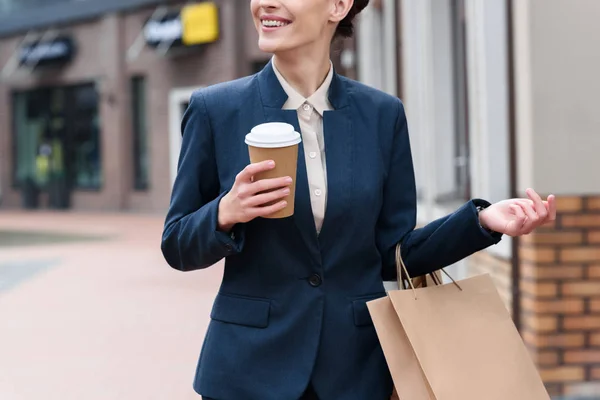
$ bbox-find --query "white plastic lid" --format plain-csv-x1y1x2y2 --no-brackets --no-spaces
245,122,301,148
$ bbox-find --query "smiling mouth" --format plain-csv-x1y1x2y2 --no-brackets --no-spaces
261,19,291,28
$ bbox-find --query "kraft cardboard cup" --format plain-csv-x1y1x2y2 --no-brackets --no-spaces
245,122,301,219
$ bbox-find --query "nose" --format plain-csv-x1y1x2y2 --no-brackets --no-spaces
258,0,279,9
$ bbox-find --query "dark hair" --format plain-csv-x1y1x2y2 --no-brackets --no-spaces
335,0,370,38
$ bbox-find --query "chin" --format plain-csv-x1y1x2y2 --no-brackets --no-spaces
258,38,292,54
257,40,277,54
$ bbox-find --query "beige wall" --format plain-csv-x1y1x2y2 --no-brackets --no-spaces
514,0,600,195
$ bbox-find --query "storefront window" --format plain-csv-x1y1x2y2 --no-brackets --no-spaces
12,83,102,191
131,76,149,191
12,92,40,188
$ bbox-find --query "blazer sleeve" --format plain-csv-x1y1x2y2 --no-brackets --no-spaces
161,91,246,271
376,99,502,281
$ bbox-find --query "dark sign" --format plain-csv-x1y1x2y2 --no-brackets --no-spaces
19,36,75,67
143,12,184,48
142,4,219,50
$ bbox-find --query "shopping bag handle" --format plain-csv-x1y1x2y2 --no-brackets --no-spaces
395,242,462,299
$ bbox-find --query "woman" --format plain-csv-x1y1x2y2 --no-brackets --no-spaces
161,0,556,399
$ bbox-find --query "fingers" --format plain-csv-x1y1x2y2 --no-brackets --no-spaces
508,190,558,237
508,204,527,236
547,194,557,221
516,199,538,233
248,176,293,196
248,200,289,219
526,188,548,220
236,160,275,183
525,189,557,228
245,187,291,208
511,204,526,221
228,161,294,224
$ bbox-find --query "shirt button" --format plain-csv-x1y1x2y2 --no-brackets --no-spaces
314,189,322,196
308,274,322,287
303,104,311,111
309,152,317,159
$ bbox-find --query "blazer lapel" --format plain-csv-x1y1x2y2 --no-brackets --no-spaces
257,62,321,262
318,74,353,248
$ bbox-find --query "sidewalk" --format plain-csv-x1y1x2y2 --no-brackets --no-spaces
0,212,223,400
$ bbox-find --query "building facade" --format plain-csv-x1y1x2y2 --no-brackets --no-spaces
0,0,277,212
355,0,600,396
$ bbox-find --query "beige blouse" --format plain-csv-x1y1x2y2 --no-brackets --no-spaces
272,61,334,234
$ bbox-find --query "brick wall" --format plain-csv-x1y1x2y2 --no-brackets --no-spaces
520,195,600,396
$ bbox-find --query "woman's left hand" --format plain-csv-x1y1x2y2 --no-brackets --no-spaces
479,188,557,237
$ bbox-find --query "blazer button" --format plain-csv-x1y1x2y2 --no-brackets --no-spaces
224,244,233,252
308,274,322,287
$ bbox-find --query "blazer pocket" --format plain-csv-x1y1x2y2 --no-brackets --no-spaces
351,292,387,327
210,293,271,328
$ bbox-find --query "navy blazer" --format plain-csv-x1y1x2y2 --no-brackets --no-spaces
161,61,502,400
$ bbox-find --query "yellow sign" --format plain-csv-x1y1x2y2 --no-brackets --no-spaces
182,2,219,45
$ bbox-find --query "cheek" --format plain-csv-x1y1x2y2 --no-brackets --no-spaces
249,0,258,13
249,1,260,25
302,6,331,35
295,19,326,41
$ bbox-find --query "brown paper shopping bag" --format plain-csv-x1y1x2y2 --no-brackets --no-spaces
368,244,550,400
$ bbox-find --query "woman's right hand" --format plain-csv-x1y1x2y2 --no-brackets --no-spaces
217,160,292,232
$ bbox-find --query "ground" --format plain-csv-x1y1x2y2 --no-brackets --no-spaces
0,211,223,400
0,212,594,400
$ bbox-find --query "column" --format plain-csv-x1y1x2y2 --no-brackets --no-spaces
462,0,513,306
98,14,131,210
357,0,397,95
399,0,436,222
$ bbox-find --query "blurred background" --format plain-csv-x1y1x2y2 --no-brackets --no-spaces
0,0,599,398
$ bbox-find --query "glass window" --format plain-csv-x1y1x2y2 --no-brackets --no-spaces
69,84,102,189
131,76,149,191
12,83,102,191
451,0,471,201
12,91,42,188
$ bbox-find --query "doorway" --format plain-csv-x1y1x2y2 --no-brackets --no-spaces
168,87,200,186
12,83,101,209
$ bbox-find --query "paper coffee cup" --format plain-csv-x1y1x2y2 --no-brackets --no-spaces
245,122,301,219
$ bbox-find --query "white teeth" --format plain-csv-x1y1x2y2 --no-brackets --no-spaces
262,20,289,27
